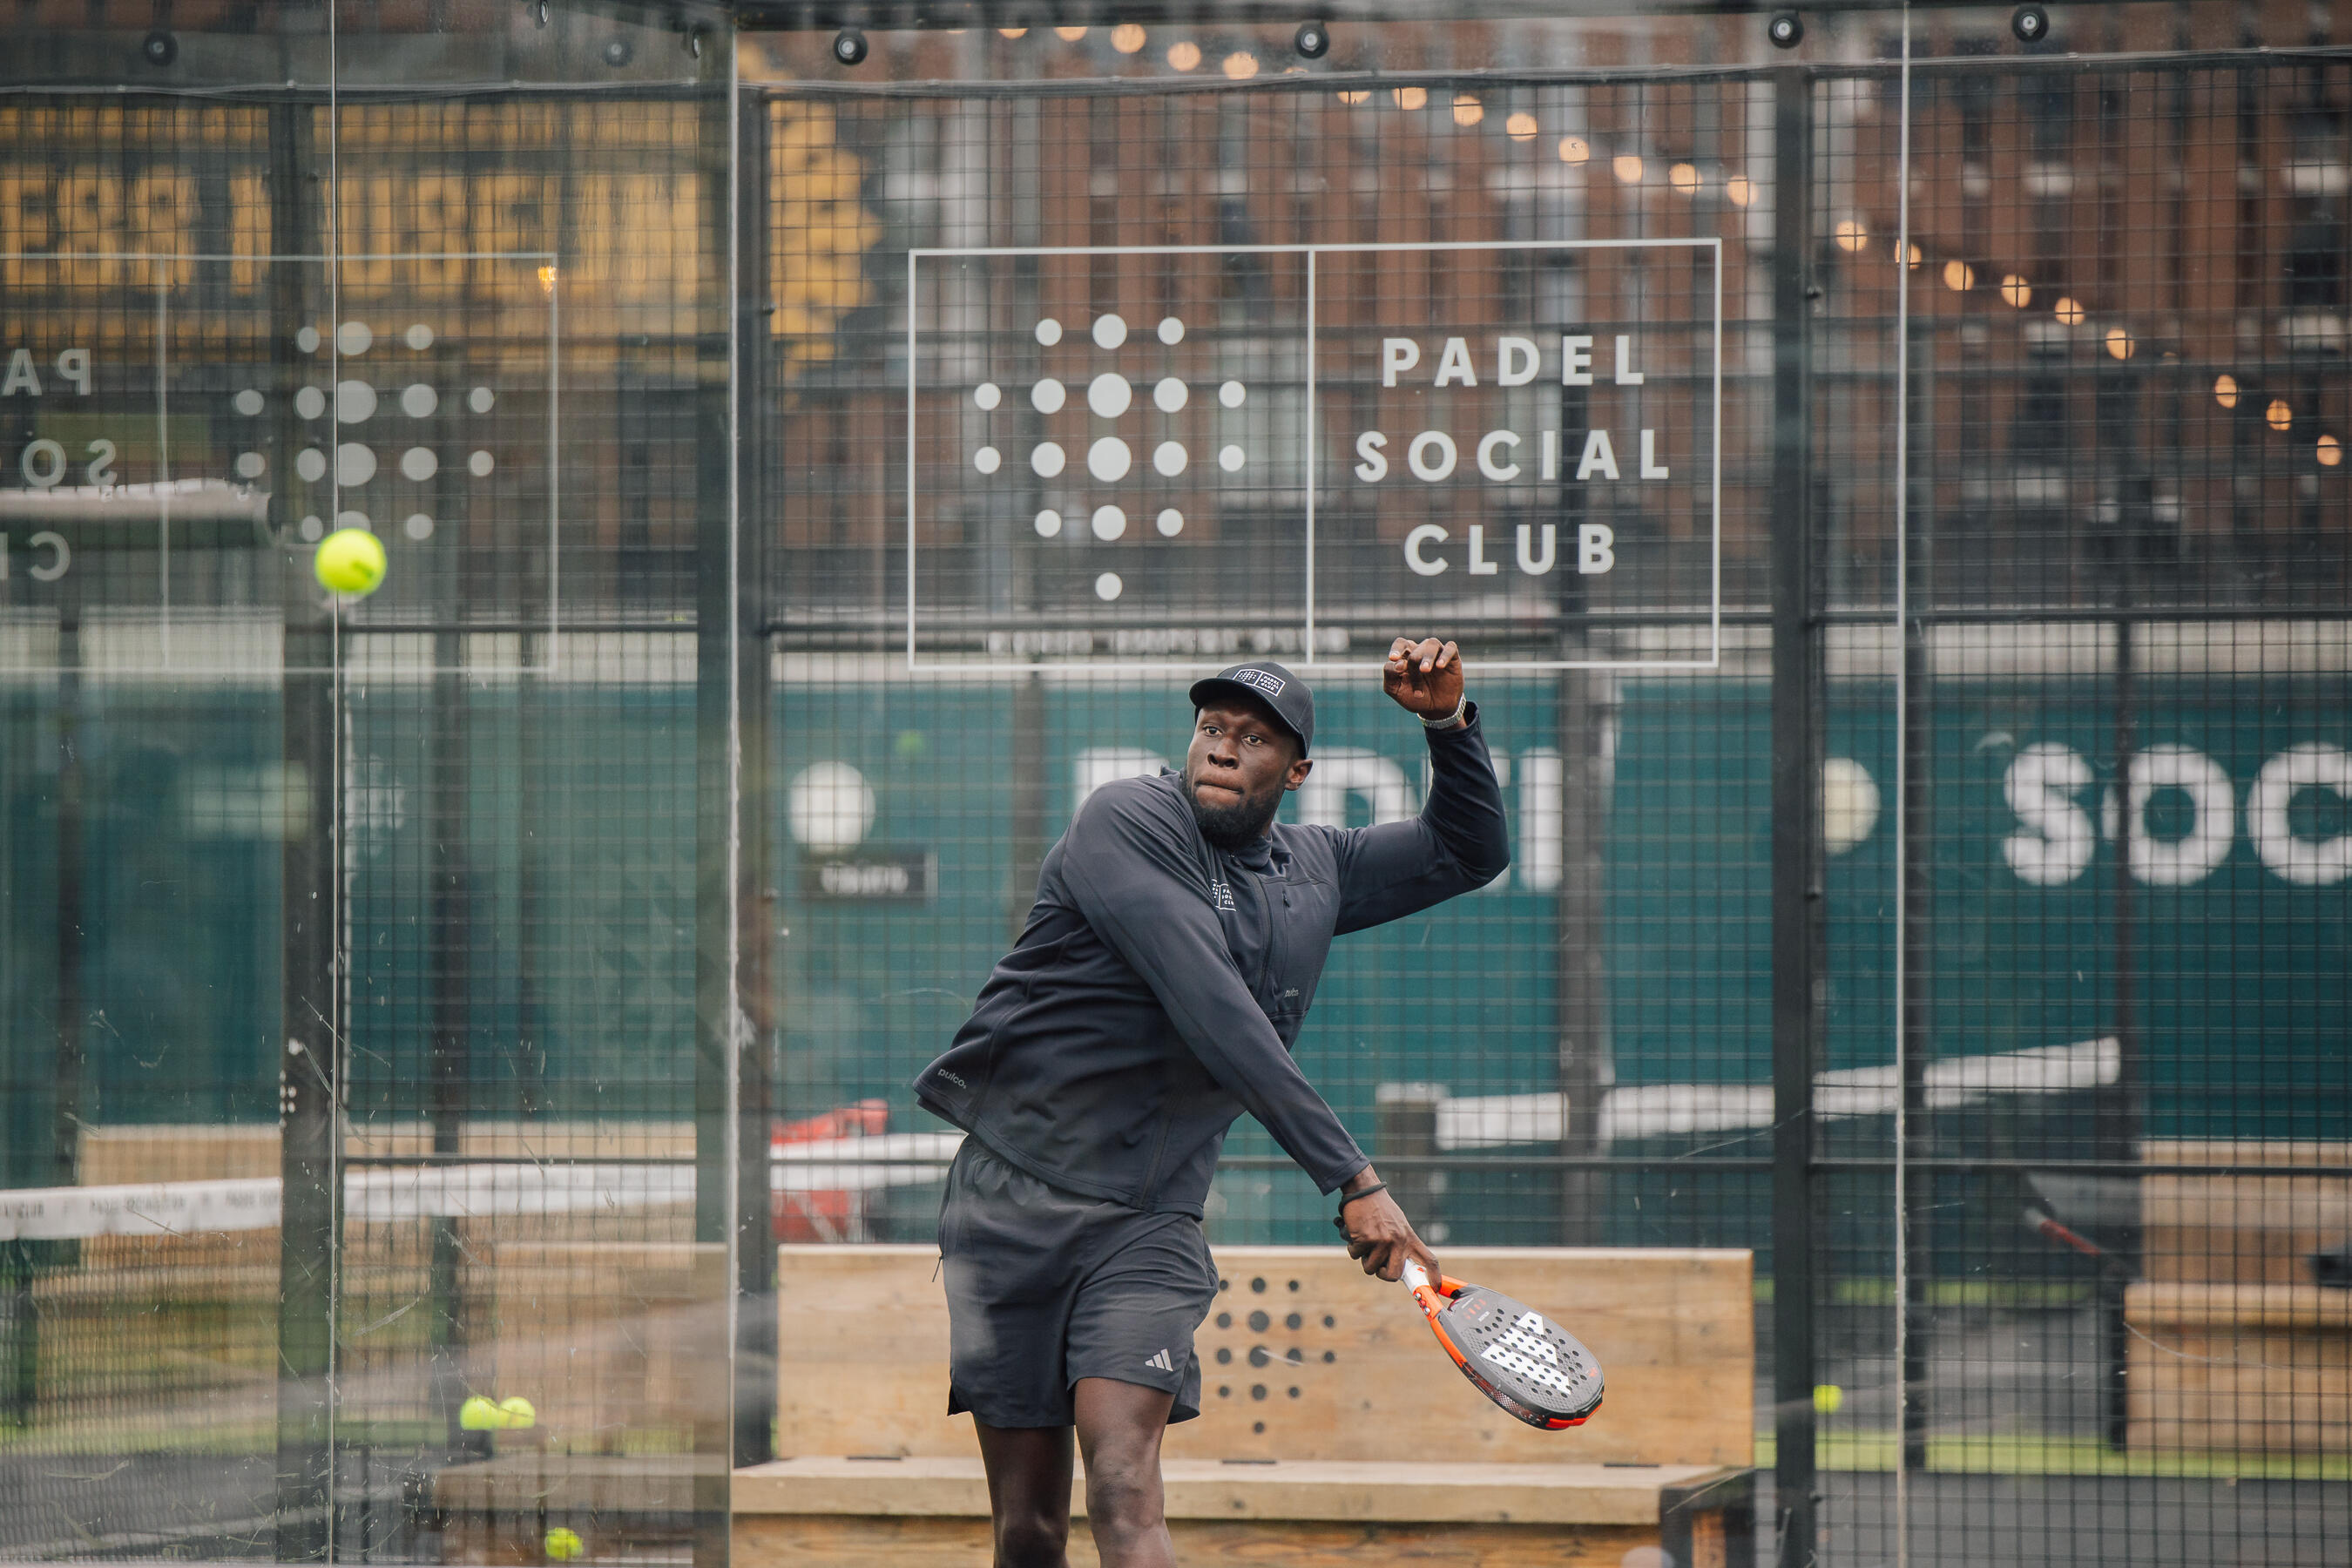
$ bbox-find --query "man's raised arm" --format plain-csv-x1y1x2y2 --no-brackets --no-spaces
1331,638,1511,934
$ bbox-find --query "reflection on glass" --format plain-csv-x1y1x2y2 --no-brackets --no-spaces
0,3,739,1563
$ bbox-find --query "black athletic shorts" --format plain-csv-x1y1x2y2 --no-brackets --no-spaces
937,1138,1218,1429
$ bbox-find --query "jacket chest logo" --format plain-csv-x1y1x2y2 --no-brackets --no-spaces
1207,877,1238,912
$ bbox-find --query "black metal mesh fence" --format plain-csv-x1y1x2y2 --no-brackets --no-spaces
756,24,2349,1568
1817,43,2352,1568
0,4,2347,1565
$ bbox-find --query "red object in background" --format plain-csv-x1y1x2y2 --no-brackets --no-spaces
2024,1206,2106,1260
772,1099,889,1242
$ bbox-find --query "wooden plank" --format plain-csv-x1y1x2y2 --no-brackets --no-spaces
434,1452,710,1512
733,1456,1736,1526
2141,1141,2352,1170
2126,1337,2352,1454
2139,1141,2352,1288
77,1125,281,1185
775,1245,1754,1470
71,1120,698,1186
734,1514,1660,1568
2127,1282,2352,1329
734,1457,994,1517
735,1517,1018,1568
2126,1282,2352,1454
1157,1461,1720,1526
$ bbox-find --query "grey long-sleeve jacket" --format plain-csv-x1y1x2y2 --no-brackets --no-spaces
913,706,1510,1218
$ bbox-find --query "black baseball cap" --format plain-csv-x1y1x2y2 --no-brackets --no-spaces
1188,662,1315,756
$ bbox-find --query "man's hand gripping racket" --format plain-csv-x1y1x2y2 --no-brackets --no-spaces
1399,1260,1606,1430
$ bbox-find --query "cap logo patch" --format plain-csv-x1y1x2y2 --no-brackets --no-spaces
1232,668,1286,696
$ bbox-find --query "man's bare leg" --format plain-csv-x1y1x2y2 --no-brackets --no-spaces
1072,1377,1178,1568
973,1420,1074,1568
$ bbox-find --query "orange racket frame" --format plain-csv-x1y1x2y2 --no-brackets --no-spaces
1402,1259,1602,1430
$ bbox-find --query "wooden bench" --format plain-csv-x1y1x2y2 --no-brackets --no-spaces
737,1244,1755,1567
2128,1140,2352,1454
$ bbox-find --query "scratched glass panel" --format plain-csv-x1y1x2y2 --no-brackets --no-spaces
0,3,738,1564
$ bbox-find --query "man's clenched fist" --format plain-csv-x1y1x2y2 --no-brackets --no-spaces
1384,637,1464,725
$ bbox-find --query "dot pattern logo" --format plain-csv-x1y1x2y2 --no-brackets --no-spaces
233,318,500,547
966,311,1245,604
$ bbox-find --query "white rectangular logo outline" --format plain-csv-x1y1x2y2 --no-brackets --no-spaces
903,238,1724,675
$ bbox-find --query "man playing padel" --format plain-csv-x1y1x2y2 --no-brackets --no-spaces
914,638,1510,1568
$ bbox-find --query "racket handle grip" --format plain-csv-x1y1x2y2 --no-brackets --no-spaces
1402,1259,1431,1293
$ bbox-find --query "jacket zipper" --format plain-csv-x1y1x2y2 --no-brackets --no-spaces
1249,866,1280,999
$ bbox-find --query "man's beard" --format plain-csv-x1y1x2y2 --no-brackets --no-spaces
1187,779,1282,850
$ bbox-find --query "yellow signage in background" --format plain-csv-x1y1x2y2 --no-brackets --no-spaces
0,98,882,368
770,103,879,375
0,166,203,292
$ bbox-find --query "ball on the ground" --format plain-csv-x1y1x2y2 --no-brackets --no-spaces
544,1526,583,1560
498,1394,537,1428
458,1395,500,1430
1814,1382,1844,1416
314,526,387,595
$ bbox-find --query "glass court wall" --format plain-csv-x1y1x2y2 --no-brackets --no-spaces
1,3,2348,1566
0,3,750,1563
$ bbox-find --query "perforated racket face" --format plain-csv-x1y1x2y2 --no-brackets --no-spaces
1430,1285,1605,1429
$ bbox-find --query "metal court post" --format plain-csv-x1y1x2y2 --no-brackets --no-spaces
1767,60,1821,1568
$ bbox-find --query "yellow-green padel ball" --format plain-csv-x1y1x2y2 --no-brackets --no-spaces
314,527,388,595
544,1527,584,1561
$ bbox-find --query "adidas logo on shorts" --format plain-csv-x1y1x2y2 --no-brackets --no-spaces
1144,1348,1174,1372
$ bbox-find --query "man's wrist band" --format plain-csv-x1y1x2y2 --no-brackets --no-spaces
1332,1181,1390,1235
1421,694,1469,729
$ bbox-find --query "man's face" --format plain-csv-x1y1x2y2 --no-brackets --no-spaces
1182,699,1312,848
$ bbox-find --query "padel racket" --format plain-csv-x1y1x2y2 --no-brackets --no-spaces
1400,1259,1605,1429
